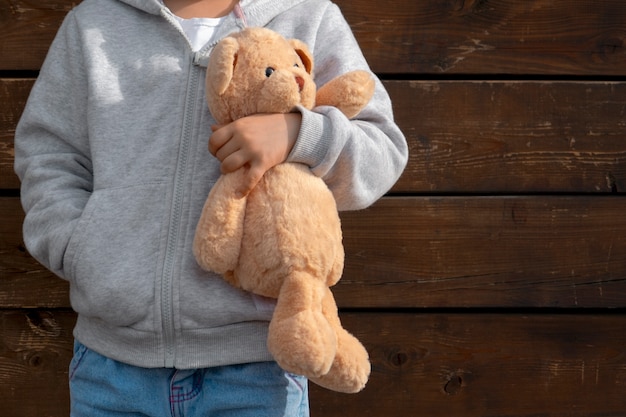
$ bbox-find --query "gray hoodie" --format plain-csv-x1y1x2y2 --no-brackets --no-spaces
14,0,408,369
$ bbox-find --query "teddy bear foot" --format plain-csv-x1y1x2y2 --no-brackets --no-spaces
309,330,371,393
268,310,337,378
309,364,369,394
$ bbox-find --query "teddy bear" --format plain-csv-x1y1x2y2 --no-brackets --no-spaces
193,26,374,393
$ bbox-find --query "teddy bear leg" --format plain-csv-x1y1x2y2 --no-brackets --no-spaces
193,170,248,280
267,272,337,378
309,287,371,393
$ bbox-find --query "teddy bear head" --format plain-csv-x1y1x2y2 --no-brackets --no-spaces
206,27,316,124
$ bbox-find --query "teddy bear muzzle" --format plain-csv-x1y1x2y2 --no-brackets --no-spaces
295,75,305,92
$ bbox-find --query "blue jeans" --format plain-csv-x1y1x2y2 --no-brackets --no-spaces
69,341,309,417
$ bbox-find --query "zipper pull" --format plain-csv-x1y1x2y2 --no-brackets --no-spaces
193,50,212,67
192,52,202,66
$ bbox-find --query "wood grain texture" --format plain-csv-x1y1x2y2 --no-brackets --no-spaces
0,310,75,417
3,196,625,309
3,79,626,193
338,196,626,308
389,80,626,194
1,0,626,74
0,0,76,71
313,312,626,417
336,0,626,74
2,310,626,417
0,79,31,189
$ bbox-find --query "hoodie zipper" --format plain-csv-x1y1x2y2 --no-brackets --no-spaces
159,8,205,368
161,64,200,368
158,5,244,368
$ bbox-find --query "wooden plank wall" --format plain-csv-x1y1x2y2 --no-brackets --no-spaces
2,0,626,416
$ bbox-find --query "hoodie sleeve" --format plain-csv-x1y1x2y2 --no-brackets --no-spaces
286,2,408,211
14,11,93,280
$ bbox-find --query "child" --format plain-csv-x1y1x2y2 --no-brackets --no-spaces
14,0,408,415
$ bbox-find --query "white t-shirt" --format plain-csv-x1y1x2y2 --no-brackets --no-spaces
159,0,227,51
173,15,224,51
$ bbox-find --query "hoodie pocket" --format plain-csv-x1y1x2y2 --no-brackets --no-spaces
64,184,166,330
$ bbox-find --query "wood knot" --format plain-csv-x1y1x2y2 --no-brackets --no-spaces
26,312,61,337
444,374,464,395
451,0,490,14
606,172,618,192
443,369,472,395
385,345,427,369
27,352,44,368
511,201,528,224
390,351,409,367
593,36,624,63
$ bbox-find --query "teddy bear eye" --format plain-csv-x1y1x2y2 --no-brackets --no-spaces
265,67,275,77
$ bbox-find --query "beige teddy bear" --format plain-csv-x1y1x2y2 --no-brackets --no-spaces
193,27,374,393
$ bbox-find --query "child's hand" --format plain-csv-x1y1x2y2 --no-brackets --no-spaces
209,113,302,197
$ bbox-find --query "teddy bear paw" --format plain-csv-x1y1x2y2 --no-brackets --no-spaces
309,330,371,393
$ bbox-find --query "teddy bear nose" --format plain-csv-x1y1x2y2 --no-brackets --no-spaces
295,76,305,92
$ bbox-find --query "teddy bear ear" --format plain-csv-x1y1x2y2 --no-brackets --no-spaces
289,38,314,74
207,36,241,95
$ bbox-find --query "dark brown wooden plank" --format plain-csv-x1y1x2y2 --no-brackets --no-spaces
389,80,626,194
3,79,626,193
0,309,74,417
313,312,626,417
0,78,31,189
2,310,626,417
337,0,626,75
2,0,626,74
0,0,75,71
3,196,626,309
337,196,626,308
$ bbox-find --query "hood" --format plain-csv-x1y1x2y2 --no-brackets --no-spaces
116,0,162,14
117,0,310,27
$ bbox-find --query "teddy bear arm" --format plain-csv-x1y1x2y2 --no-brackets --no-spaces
193,171,248,275
315,70,375,119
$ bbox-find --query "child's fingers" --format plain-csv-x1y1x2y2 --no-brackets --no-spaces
208,125,229,156
220,151,248,174
235,165,265,198
214,139,243,164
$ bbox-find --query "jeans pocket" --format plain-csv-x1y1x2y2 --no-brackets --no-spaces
285,372,309,417
69,340,89,381
285,372,308,394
